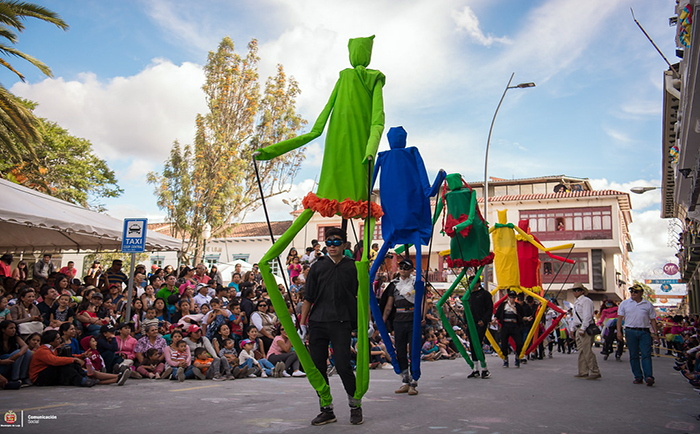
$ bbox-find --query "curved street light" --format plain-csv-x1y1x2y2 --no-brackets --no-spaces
630,186,659,194
482,73,535,288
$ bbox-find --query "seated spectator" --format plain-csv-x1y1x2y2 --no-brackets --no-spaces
80,335,129,385
0,321,32,384
141,306,160,336
134,325,167,376
115,323,139,377
172,300,202,327
204,298,231,340
239,339,268,377
267,327,305,377
10,289,44,339
29,330,95,387
192,347,219,380
25,333,41,353
163,330,193,381
250,300,278,354
0,295,11,321
47,293,75,331
228,301,244,347
37,284,60,324
59,323,81,356
141,284,157,308
153,298,170,324
218,337,244,379
183,324,226,380
193,284,212,309
421,332,440,361
77,292,109,336
137,348,165,379
96,324,127,373
58,261,78,279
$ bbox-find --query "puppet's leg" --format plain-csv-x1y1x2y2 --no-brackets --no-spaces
353,216,374,402
461,266,487,369
368,241,401,373
519,288,548,359
410,240,424,381
437,268,474,368
258,209,332,407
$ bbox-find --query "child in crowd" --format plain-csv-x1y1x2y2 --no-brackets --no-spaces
239,339,268,377
192,347,217,380
218,338,238,380
421,332,440,361
25,332,41,352
137,348,165,379
0,296,10,321
141,307,159,336
48,294,75,330
167,340,193,382
81,335,129,385
228,301,244,348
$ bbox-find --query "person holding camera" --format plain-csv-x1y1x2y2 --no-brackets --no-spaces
570,283,601,380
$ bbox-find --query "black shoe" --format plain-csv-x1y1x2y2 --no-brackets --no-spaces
81,378,98,387
311,410,337,426
481,370,491,379
350,407,363,425
520,358,527,364
502,360,509,368
515,360,520,368
467,370,480,378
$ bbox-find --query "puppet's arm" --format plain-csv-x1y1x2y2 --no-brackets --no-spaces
426,169,446,198
371,154,382,191
452,188,477,234
256,81,340,161
362,77,386,164
530,233,575,264
395,194,443,255
513,226,574,252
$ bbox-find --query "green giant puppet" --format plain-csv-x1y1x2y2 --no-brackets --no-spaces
254,36,384,409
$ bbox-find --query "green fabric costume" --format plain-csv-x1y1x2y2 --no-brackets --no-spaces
254,36,384,408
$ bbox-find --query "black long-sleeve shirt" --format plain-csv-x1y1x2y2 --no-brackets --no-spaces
304,256,358,324
468,288,494,326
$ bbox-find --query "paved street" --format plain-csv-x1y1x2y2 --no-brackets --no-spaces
0,350,697,433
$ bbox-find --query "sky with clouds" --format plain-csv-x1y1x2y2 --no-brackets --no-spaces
3,0,682,279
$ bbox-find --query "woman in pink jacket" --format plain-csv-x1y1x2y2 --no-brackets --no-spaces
598,300,622,361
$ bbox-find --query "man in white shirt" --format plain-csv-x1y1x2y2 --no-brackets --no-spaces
193,284,212,309
616,283,660,386
570,283,601,380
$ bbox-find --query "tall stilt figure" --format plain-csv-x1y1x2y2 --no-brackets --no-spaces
368,126,444,395
254,36,385,426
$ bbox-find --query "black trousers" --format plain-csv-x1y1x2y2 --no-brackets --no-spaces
501,323,523,358
308,321,356,399
34,363,85,387
394,320,413,373
470,324,487,361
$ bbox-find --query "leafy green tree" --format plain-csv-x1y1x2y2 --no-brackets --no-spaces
0,103,123,210
82,252,149,278
148,37,307,263
0,1,68,158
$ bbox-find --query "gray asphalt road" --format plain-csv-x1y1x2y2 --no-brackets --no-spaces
0,350,697,433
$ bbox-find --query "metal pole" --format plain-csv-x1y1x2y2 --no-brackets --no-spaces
124,252,136,322
483,72,515,289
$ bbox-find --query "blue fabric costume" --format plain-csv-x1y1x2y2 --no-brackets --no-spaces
369,126,445,381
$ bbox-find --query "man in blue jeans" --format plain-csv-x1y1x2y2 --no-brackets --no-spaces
616,283,660,386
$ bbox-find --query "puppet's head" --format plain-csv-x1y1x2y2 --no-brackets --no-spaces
348,35,374,68
518,219,530,232
498,209,508,224
387,126,407,149
445,173,464,191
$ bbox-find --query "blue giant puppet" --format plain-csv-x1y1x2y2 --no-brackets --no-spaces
368,126,445,385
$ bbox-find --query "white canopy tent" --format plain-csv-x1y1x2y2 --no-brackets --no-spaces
0,178,181,253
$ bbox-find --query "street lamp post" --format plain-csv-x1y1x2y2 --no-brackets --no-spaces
201,223,211,266
482,73,535,288
630,186,659,194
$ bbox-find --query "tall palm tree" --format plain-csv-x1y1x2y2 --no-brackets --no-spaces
0,1,67,158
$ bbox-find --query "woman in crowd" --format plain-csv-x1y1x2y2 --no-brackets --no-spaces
177,266,197,295
250,299,278,354
153,298,170,324
53,274,70,295
59,323,81,356
87,260,102,281
212,323,233,356
266,327,305,377
163,265,175,278
208,265,223,286
140,284,156,308
25,333,41,352
10,289,44,339
115,323,139,377
134,325,167,376
0,320,32,384
11,261,27,282
163,329,194,381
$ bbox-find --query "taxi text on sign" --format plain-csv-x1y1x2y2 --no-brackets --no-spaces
121,218,148,253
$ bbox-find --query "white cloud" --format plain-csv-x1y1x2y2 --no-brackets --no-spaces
11,59,206,162
589,178,661,211
603,127,634,144
452,6,511,47
628,209,678,279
